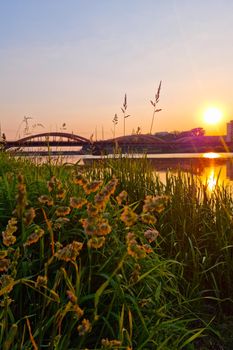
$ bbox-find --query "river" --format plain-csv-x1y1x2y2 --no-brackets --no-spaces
23,152,233,192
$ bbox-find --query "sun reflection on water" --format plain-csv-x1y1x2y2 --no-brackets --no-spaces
203,152,221,159
206,169,217,192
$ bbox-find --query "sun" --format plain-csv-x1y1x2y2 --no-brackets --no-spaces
203,107,223,125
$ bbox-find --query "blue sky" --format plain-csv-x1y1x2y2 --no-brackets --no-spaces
1,0,233,139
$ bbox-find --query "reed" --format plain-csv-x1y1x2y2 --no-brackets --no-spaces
0,153,231,349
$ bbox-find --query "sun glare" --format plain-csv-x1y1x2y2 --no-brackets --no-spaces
203,107,222,125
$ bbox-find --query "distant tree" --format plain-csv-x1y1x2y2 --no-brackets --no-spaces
190,127,205,136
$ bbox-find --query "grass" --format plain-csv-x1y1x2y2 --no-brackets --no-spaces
0,152,232,349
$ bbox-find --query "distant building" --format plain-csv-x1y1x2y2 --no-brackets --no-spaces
226,120,233,142
154,132,170,137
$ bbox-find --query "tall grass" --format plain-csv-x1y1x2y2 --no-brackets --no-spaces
0,153,232,349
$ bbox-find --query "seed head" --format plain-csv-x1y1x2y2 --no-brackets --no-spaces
77,318,92,336
87,236,105,249
144,229,159,242
55,206,71,217
120,206,138,227
70,197,87,209
38,195,54,206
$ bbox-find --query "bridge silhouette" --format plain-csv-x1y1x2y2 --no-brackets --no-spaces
1,131,173,154
3,132,92,152
1,131,229,155
1,131,170,155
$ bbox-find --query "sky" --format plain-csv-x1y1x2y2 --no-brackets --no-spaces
1,0,233,140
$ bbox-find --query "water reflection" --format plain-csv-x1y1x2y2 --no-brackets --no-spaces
24,152,233,192
203,152,221,159
147,152,233,191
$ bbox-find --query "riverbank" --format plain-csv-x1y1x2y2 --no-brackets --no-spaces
0,153,232,349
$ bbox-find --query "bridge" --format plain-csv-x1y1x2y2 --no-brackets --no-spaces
1,132,176,154
1,132,231,155
2,132,92,152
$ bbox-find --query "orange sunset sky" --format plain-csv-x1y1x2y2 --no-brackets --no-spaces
0,0,233,140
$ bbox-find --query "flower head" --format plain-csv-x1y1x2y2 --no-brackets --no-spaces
143,195,168,213
144,229,159,243
2,217,18,247
70,197,87,209
84,180,103,194
87,236,105,249
38,195,54,206
23,207,36,226
77,318,92,336
140,212,157,225
116,190,128,205
55,241,83,262
55,206,71,217
36,275,48,288
24,227,45,247
120,206,138,227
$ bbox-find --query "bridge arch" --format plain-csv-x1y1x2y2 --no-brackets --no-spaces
17,132,90,144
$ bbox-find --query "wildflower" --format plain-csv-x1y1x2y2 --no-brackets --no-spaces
56,188,66,199
87,203,99,217
55,206,71,217
0,250,8,259
142,244,153,254
81,217,111,237
144,229,159,243
55,241,83,262
101,338,122,348
73,304,84,318
2,217,18,246
98,221,111,236
14,174,28,217
143,195,168,213
139,298,151,308
73,173,88,187
38,195,54,206
126,232,146,260
66,290,77,304
24,227,45,247
47,176,62,192
35,275,48,288
127,243,146,260
94,177,118,209
87,236,105,249
120,206,138,227
80,218,97,235
55,217,70,224
53,217,70,230
55,241,63,250
23,207,36,226
70,197,87,209
104,177,118,195
116,190,128,205
94,193,108,210
0,259,10,272
0,296,13,307
0,275,14,294
77,318,92,336
84,180,103,194
140,212,157,225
